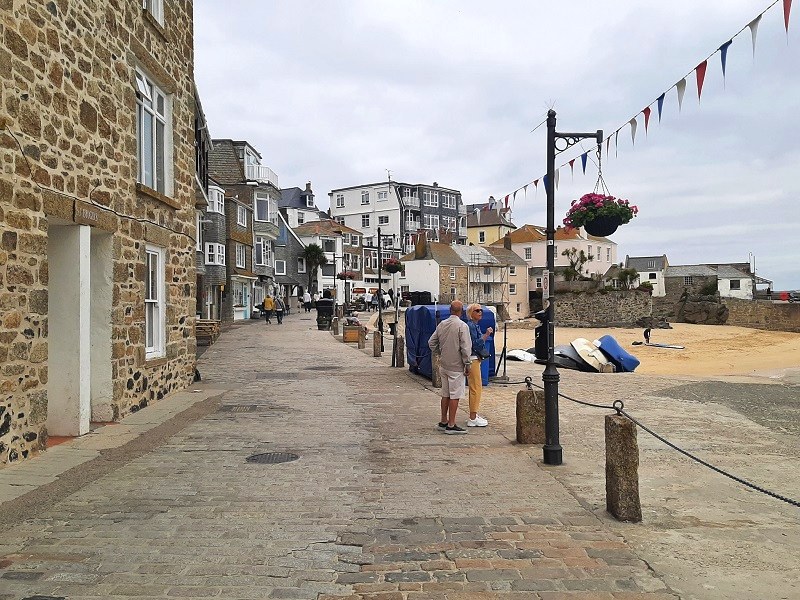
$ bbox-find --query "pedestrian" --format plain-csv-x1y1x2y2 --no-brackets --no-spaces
364,291,372,311
262,295,275,324
370,293,379,312
465,304,493,427
274,296,285,324
302,290,312,312
383,292,392,309
766,286,772,300
313,291,320,308
427,300,472,435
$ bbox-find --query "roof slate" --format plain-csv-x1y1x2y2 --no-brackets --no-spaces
665,265,718,277
484,246,528,266
293,219,362,237
208,139,244,185
625,255,668,272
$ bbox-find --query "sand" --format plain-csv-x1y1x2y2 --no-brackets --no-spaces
502,322,800,377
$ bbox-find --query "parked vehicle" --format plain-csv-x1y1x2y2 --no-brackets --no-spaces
789,290,800,303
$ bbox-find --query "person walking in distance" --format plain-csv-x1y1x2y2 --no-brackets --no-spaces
302,290,312,313
274,295,285,324
262,295,275,324
428,300,472,434
465,304,493,427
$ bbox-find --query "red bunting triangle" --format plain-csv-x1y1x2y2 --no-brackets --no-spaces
696,60,708,101
785,0,793,33
643,106,652,134
569,159,575,176
504,195,509,209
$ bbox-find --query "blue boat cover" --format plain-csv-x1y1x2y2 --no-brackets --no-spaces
405,305,496,381
597,335,640,372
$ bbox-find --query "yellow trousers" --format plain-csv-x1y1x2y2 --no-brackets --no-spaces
468,359,482,415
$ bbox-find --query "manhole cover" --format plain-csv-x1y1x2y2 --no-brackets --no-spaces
246,452,299,464
303,365,337,371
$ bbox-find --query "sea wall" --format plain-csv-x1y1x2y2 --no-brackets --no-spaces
554,290,652,328
724,298,800,333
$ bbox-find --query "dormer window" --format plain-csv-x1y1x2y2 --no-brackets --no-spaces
306,196,314,208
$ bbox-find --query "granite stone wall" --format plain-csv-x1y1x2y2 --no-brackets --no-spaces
1,0,197,466
554,290,652,327
724,298,800,333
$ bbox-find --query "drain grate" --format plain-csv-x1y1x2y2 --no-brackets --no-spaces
218,405,258,413
303,365,338,371
246,452,299,464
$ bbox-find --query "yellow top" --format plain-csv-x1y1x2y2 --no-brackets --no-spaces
263,297,275,310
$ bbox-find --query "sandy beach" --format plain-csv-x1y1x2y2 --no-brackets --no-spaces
503,322,800,377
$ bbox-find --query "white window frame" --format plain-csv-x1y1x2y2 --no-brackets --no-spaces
145,244,165,359
607,248,611,262
237,205,247,227
235,243,246,268
730,279,741,290
205,242,225,266
479,231,486,243
297,257,307,273
377,190,388,201
195,211,203,251
145,0,164,25
423,190,439,207
335,216,345,225
361,191,370,205
297,211,305,225
351,236,359,247
442,216,456,231
423,214,439,230
361,214,370,227
254,237,266,266
536,277,542,288
510,283,517,295
255,192,269,222
510,265,516,276
135,69,170,194
450,267,456,280
442,193,456,209
524,247,532,260
378,215,389,225
336,194,345,208
275,260,286,275
208,186,224,214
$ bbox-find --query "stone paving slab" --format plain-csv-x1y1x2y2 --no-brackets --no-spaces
0,314,681,599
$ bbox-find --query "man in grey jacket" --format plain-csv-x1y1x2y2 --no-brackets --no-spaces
428,300,472,434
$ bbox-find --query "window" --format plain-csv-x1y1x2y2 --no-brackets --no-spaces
441,193,456,209
255,193,269,221
483,283,491,295
479,231,486,243
235,243,246,268
510,284,517,295
510,266,516,276
343,233,351,245
195,211,203,251
450,287,456,296
336,194,345,208
377,190,388,201
536,277,542,288
423,190,438,207
276,223,287,246
322,239,336,253
351,236,359,247
297,211,305,225
423,214,439,230
403,188,418,199
144,0,164,25
306,196,314,208
730,279,741,290
237,205,247,227
361,214,370,227
647,259,655,269
335,216,345,225
378,215,389,225
298,257,306,273
321,264,335,277
233,281,245,307
588,245,592,257
275,260,286,275
483,267,491,276
361,191,370,205
145,245,165,359
442,216,456,231
649,273,657,280
450,267,456,280
684,276,694,285
524,247,532,260
607,248,611,262
205,243,225,265
135,69,169,194
351,255,360,271
254,237,266,266
264,240,273,266
208,186,224,213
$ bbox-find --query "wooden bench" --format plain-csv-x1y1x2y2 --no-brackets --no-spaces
196,319,221,346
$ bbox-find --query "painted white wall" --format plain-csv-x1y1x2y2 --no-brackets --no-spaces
329,183,402,243
402,259,440,297
48,225,91,436
90,230,113,422
511,237,617,280
719,277,753,299
636,271,666,296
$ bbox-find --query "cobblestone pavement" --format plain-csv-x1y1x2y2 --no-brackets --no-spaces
0,312,794,599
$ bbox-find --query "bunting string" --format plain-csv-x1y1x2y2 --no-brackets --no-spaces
493,0,792,211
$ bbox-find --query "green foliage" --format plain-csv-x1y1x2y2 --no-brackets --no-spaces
301,243,328,292
700,280,718,295
561,247,594,281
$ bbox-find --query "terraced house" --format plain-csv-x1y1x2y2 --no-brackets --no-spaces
1,1,199,464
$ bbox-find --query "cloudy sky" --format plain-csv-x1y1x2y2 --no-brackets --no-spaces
194,0,799,290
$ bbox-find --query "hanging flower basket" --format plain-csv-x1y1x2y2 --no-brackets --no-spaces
563,193,638,237
336,271,357,280
383,258,403,274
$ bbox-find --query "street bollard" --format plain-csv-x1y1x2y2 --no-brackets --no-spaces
357,328,366,349
516,389,545,444
394,335,405,368
373,331,382,357
431,353,442,388
332,317,340,336
605,414,642,522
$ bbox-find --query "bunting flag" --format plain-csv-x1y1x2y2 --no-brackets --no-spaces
719,40,733,84
695,60,708,101
504,194,510,209
657,93,665,122
569,158,576,179
629,118,638,145
581,152,588,174
541,175,548,193
523,184,528,200
614,130,619,158
554,168,560,190
512,190,518,209
606,136,611,157
676,78,687,111
533,179,539,190
784,0,793,34
749,15,762,57
643,106,652,134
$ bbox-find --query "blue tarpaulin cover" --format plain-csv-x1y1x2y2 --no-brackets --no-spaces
405,305,496,383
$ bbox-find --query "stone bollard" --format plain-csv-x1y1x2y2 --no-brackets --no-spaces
515,389,545,444
332,317,340,336
394,335,405,368
431,353,442,388
605,414,642,522
357,328,366,349
373,332,382,357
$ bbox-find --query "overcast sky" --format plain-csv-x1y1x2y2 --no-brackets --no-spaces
194,1,799,290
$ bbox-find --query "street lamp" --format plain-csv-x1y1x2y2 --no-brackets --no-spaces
543,109,602,466
377,227,385,351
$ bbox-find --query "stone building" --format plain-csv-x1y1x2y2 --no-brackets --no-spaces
1,1,198,465
465,203,516,246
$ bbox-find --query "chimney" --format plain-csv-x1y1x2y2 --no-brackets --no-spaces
503,233,512,250
305,181,312,192
414,233,428,260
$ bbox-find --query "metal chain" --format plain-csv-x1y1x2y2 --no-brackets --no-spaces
592,143,611,196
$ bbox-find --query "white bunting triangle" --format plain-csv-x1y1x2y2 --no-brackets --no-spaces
748,14,762,57
676,78,687,111
629,118,638,145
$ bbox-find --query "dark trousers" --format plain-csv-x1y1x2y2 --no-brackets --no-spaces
276,310,284,324
263,310,273,323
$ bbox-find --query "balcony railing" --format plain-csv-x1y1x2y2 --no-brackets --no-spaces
404,220,420,232
404,244,415,254
245,164,279,188
457,204,467,215
403,196,420,209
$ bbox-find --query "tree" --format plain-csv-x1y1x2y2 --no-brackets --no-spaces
301,243,327,293
561,247,594,281
617,267,639,290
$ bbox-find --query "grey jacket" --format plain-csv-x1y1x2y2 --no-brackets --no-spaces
428,315,472,373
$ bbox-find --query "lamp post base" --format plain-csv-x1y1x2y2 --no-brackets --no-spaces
543,444,562,465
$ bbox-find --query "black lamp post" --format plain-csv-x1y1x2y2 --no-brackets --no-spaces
376,228,385,351
543,109,602,466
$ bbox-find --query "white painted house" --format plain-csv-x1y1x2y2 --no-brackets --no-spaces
624,255,669,297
